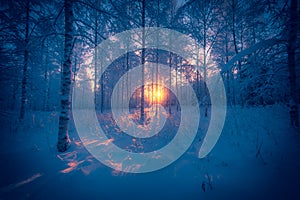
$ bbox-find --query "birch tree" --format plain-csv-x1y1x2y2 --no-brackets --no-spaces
57,0,73,152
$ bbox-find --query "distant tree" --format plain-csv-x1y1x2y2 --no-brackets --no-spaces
288,0,299,126
19,0,30,120
140,0,146,122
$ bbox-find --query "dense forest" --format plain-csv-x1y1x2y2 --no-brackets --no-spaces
1,0,299,146
1,1,299,125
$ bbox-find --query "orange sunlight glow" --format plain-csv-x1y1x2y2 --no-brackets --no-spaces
60,160,85,174
144,84,166,105
96,138,115,146
14,173,42,188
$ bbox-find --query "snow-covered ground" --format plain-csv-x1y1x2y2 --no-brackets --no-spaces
0,105,300,200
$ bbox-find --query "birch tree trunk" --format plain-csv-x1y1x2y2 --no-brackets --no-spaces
57,0,73,152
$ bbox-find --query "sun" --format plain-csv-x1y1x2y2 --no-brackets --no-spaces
154,88,163,103
156,90,162,98
144,84,166,104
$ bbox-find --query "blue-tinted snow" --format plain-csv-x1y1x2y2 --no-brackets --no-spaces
0,105,299,200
